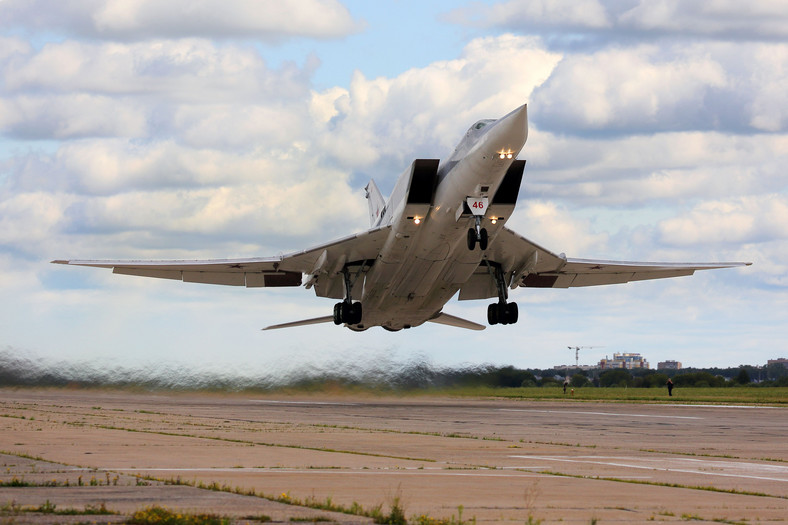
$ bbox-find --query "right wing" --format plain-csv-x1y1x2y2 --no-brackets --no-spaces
458,227,750,300
53,226,392,299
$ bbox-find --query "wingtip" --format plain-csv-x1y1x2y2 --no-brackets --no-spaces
51,260,68,265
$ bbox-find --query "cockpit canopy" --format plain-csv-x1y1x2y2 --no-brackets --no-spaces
472,119,496,130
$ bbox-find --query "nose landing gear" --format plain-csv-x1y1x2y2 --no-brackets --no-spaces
467,215,488,251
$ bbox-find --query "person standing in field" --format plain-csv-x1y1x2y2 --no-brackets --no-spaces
666,378,674,397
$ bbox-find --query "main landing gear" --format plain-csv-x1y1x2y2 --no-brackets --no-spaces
333,266,363,325
484,260,518,325
467,215,488,251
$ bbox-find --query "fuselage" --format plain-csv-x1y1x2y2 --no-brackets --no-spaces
356,104,529,330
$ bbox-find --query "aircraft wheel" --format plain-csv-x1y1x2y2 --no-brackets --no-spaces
499,303,510,325
507,302,519,324
467,228,476,250
348,302,363,324
333,302,343,325
487,303,499,325
479,228,488,251
341,302,351,323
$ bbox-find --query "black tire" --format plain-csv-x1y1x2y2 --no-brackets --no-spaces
348,302,363,324
487,303,499,325
467,228,476,250
479,228,488,250
507,302,519,324
499,303,509,325
333,303,342,325
341,302,351,323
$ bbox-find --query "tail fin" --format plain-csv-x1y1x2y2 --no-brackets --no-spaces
365,179,386,227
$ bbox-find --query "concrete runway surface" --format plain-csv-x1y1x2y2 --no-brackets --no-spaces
1,389,787,524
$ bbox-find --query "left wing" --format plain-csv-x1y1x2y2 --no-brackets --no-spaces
53,226,392,294
458,227,750,300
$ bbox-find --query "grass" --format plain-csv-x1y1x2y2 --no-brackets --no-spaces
128,505,231,525
425,386,788,404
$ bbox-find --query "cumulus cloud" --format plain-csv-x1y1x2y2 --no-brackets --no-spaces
658,196,788,246
313,35,562,172
0,0,363,41
531,42,788,135
448,0,788,42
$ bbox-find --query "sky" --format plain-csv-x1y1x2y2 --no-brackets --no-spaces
1,0,787,379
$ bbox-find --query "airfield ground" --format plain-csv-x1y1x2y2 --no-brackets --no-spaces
1,389,787,524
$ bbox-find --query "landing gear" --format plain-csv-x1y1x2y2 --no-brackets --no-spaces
467,215,488,251
333,266,363,325
484,260,518,326
333,300,362,325
487,301,518,325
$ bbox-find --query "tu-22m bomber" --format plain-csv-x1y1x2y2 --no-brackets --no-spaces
54,104,750,331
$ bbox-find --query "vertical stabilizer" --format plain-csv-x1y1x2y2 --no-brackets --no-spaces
365,179,386,227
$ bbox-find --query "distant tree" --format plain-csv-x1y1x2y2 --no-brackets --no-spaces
673,372,726,388
520,372,538,388
736,367,751,385
634,372,669,388
540,376,562,387
599,369,632,387
570,374,589,387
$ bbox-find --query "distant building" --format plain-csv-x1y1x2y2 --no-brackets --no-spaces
658,360,682,370
767,358,788,368
598,353,650,370
552,364,596,372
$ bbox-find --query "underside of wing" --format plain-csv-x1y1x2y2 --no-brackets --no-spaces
52,256,301,287
53,226,391,290
458,227,750,299
525,258,750,288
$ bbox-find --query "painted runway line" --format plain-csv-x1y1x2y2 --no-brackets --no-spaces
499,408,702,420
511,455,788,483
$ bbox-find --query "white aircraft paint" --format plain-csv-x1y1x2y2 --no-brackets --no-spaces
53,104,750,331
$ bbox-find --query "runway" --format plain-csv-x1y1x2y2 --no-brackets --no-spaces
1,389,786,523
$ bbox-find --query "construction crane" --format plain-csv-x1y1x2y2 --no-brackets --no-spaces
567,346,603,369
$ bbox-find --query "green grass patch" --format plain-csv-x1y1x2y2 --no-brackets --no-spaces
128,505,230,525
425,386,788,405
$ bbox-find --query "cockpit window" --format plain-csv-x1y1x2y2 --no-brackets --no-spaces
473,119,496,130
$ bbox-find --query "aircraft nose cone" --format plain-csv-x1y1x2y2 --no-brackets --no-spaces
489,104,528,155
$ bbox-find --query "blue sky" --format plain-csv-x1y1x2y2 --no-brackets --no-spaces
1,0,786,379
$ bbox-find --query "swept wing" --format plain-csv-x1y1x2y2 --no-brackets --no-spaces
458,227,749,300
53,226,391,294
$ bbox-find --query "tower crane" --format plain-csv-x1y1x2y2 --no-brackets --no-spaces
567,346,603,369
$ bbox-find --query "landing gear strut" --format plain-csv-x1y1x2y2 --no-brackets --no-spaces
484,260,518,325
467,216,488,251
333,266,363,325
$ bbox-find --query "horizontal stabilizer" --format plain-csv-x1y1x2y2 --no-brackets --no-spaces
427,312,485,331
262,316,334,331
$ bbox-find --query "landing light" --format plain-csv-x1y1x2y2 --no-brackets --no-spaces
497,149,514,160
414,217,421,225
491,218,498,225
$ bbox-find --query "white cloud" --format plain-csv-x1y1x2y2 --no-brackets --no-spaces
532,44,732,132
0,0,362,41
3,39,310,103
618,0,788,40
313,35,562,171
449,0,788,41
508,201,609,256
658,195,788,246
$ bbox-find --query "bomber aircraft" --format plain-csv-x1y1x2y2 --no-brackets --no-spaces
54,104,750,331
